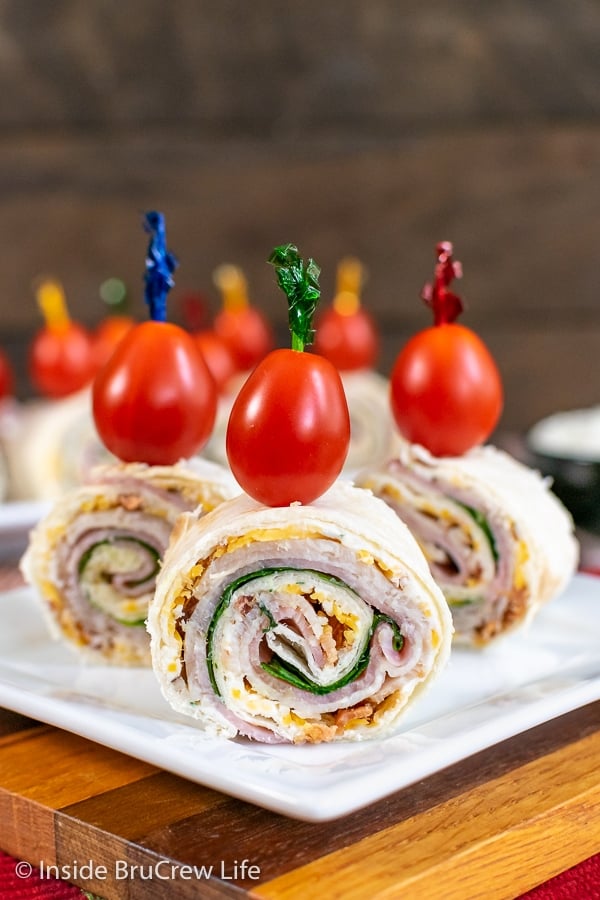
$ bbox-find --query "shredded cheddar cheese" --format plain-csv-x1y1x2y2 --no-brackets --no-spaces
224,526,324,555
513,539,530,591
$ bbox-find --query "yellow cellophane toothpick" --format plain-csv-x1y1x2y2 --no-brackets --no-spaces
213,264,249,313
34,278,71,332
333,257,365,316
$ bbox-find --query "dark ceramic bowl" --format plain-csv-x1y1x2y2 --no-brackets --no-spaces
526,408,600,536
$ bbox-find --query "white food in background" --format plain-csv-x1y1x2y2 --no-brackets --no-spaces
528,406,600,461
1,389,114,501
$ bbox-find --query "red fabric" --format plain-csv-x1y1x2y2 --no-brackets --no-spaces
517,852,600,899
0,852,83,899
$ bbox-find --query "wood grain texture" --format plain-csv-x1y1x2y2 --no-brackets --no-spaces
0,727,157,805
0,707,39,740
0,703,598,899
0,126,598,431
0,2,598,435
0,127,596,327
253,732,600,899
0,1,597,131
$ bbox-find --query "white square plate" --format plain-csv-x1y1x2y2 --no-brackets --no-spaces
0,574,598,822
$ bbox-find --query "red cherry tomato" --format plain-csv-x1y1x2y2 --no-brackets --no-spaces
193,330,237,392
390,322,503,457
214,306,273,372
93,315,135,371
29,323,95,398
212,264,273,372
93,321,217,465
314,306,379,371
226,348,350,506
0,350,14,399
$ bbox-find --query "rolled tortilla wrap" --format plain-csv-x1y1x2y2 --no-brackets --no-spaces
355,442,579,645
0,398,18,501
3,389,115,501
20,459,239,665
147,481,452,744
340,370,397,475
201,371,395,478
0,440,8,502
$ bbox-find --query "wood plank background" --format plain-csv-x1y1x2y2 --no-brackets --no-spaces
0,1,598,432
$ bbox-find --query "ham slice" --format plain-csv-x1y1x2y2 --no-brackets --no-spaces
355,441,579,645
147,481,452,743
20,458,239,665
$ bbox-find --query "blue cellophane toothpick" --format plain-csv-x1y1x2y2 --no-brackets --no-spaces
143,211,178,322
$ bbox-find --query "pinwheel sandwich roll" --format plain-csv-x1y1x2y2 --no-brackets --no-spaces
0,440,8,502
20,458,239,665
0,397,17,501
147,481,452,744
341,370,397,475
3,389,115,501
355,442,579,645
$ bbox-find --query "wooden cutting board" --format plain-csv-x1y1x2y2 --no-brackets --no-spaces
0,702,599,900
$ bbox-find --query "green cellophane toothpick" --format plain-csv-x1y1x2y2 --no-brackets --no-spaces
268,244,321,352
